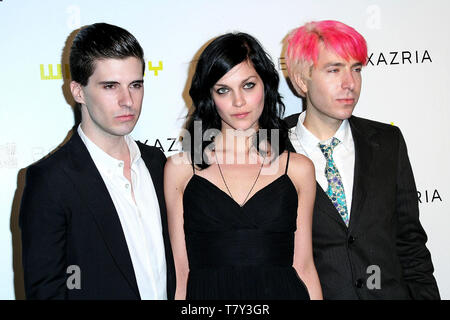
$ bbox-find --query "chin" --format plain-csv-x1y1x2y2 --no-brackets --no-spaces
111,125,136,137
223,120,259,132
337,107,355,120
340,113,353,120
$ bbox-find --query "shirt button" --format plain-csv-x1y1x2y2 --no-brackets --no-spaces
348,236,356,244
118,162,124,167
125,183,130,189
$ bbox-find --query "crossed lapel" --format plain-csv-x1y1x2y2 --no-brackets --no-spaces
347,116,378,232
62,132,140,298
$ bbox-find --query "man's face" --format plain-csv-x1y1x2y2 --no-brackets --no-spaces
73,57,144,139
302,45,363,124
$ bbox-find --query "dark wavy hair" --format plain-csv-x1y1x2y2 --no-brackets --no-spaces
186,32,288,169
70,23,145,86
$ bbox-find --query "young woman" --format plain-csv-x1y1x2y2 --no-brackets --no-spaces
164,32,322,300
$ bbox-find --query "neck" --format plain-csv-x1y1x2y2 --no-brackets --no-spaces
303,109,344,141
219,126,259,153
80,122,130,161
213,127,261,165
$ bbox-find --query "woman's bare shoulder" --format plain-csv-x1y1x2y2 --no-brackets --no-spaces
165,152,194,189
284,151,315,186
288,152,314,169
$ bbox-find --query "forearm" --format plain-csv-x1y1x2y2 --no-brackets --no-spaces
174,268,189,300
295,262,323,300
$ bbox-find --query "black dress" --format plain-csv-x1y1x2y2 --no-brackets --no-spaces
183,151,310,300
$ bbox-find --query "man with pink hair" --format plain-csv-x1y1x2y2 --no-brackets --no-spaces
284,20,439,299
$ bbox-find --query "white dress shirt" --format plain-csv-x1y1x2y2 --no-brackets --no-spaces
78,126,167,299
288,111,355,217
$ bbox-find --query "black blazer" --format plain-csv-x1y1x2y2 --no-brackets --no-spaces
19,131,175,300
285,113,440,300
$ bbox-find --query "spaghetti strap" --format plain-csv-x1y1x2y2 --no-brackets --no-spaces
285,151,290,175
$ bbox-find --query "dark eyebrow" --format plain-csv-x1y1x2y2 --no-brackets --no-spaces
241,75,257,84
97,80,144,86
214,75,257,87
98,81,119,86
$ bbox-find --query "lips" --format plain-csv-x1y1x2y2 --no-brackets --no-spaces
336,98,355,105
115,114,135,121
232,112,250,119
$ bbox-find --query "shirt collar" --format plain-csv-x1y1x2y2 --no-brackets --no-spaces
294,111,353,152
294,111,320,156
77,125,141,175
332,118,353,152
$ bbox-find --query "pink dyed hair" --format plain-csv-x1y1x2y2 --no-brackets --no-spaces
286,20,368,72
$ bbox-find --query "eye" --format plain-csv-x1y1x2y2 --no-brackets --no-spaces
215,87,229,95
243,82,256,89
131,82,143,89
353,67,362,73
103,84,116,89
327,68,339,73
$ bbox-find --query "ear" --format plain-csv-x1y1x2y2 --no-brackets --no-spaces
70,81,85,105
293,71,308,96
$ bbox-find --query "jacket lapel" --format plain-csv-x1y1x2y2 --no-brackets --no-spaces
286,113,348,227
137,144,166,215
314,181,349,227
347,116,378,232
137,143,176,299
286,113,379,229
63,132,140,298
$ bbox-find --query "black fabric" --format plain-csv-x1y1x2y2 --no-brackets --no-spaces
19,131,175,300
182,153,310,300
284,113,440,300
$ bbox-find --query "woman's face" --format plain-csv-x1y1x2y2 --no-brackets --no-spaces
211,60,265,133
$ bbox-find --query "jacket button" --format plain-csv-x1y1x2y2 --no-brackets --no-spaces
355,279,364,288
348,236,356,244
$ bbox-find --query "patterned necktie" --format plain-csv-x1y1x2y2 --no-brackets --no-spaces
318,137,349,226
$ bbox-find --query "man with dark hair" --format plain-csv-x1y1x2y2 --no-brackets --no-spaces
284,20,440,299
20,23,175,300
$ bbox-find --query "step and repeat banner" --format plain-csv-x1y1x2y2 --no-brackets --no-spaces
1,0,448,299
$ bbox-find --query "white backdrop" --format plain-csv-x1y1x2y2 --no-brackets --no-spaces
1,0,448,299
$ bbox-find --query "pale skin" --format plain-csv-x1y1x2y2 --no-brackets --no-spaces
164,60,323,300
292,44,363,140
70,57,144,202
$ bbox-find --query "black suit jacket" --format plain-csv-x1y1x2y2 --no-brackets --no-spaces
19,132,175,300
285,113,440,300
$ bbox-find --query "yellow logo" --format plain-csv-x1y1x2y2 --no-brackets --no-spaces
40,61,164,80
148,61,163,76
40,64,70,80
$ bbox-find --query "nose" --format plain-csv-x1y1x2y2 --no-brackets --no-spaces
232,90,245,108
119,86,133,107
342,70,355,91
